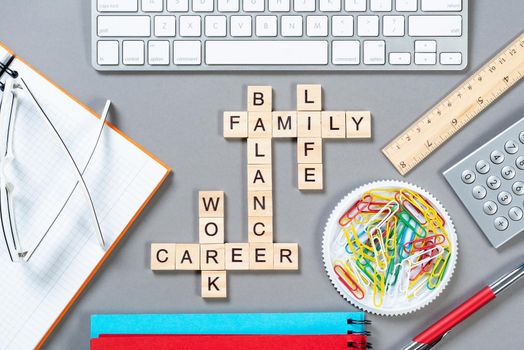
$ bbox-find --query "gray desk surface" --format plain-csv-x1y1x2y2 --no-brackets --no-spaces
1,1,523,349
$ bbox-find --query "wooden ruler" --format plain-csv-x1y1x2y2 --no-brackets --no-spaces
383,31,524,176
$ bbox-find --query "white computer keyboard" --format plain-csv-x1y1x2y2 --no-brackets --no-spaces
91,0,468,71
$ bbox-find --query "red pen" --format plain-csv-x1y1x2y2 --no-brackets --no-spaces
402,260,524,350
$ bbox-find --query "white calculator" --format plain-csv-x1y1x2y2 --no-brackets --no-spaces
444,117,524,248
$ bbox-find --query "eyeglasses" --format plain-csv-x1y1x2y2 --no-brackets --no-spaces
0,76,109,262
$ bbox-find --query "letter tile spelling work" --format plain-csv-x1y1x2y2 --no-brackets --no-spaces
150,85,370,299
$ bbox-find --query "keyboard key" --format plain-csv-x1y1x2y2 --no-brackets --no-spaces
295,0,315,12
281,16,303,36
256,16,278,37
483,201,497,215
389,52,411,65
421,0,462,12
231,16,252,36
154,16,176,37
205,41,328,65
167,0,189,11
504,140,519,154
486,175,501,190
513,182,524,196
370,0,391,11
408,16,462,37
415,40,436,52
148,40,170,65
383,16,404,37
173,41,201,64
244,0,265,11
269,0,290,11
307,16,328,37
509,207,523,221
218,0,240,11
123,40,144,65
472,185,486,200
475,160,490,174
97,16,150,37
179,16,201,36
415,52,436,65
501,166,516,180
441,52,462,65
494,216,509,231
461,169,475,184
490,150,504,164
396,0,417,11
98,0,137,12
205,16,227,37
363,40,385,65
516,156,524,170
332,41,360,65
498,191,512,205
320,0,341,11
345,0,366,11
332,16,354,37
194,0,214,11
142,0,163,12
358,16,379,37
97,41,119,65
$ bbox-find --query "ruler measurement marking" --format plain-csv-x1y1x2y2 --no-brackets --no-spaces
383,32,524,175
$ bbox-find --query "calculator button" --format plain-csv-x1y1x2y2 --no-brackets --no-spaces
516,156,524,170
509,207,523,221
494,216,509,231
501,166,516,180
504,140,519,154
490,150,504,164
497,191,512,205
472,185,486,199
461,169,475,184
483,201,498,215
486,176,501,190
513,181,524,195
475,160,490,174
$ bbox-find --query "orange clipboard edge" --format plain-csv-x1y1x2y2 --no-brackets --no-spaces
0,41,173,349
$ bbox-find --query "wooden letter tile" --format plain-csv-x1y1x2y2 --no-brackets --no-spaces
297,112,321,137
346,111,372,139
248,191,273,217
225,243,250,270
175,244,200,270
297,138,322,164
248,112,272,138
248,216,273,243
150,243,176,270
273,243,299,270
249,243,274,270
199,191,224,218
272,111,297,138
200,244,226,270
247,164,272,191
199,217,225,244
298,164,323,190
223,111,248,138
321,111,346,138
247,86,272,112
201,271,227,298
247,138,272,164
297,84,322,111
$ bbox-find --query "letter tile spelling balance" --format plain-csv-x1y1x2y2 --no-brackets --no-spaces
151,85,371,298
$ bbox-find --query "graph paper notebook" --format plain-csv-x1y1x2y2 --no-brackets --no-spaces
0,42,170,350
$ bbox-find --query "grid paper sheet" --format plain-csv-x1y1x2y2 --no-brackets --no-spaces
0,46,169,350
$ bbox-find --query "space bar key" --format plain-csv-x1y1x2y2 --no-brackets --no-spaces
205,41,328,65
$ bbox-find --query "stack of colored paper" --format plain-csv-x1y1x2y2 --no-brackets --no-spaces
90,312,370,349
